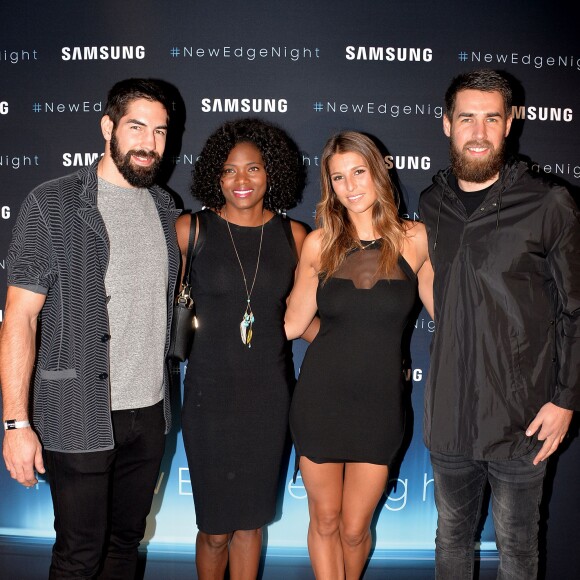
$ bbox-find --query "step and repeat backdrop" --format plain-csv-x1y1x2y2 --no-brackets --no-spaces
1,1,579,577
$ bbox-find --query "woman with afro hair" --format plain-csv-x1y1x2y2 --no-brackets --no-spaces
176,118,312,579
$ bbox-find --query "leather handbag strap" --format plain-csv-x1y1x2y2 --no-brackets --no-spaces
183,211,206,286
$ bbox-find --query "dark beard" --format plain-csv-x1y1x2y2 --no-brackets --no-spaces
110,132,162,188
450,137,505,184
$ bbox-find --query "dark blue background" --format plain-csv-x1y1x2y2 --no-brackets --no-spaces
1,1,579,578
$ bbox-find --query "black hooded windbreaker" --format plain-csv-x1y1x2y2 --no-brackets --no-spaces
419,159,580,460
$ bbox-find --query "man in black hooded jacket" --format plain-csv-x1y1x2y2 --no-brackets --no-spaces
419,69,580,579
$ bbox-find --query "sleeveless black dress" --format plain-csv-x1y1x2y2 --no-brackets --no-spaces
290,243,417,466
182,210,297,534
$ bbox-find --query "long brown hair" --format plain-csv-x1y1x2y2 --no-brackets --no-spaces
316,131,404,282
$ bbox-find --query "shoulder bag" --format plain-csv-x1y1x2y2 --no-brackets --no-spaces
168,211,205,361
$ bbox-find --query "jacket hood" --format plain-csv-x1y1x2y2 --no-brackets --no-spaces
432,157,525,194
430,158,527,249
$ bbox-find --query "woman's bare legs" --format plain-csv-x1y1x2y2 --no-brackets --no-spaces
195,532,231,580
195,528,262,580
300,458,389,579
229,528,262,580
340,463,389,579
300,458,346,580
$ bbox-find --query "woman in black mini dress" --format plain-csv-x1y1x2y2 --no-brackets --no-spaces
285,131,434,579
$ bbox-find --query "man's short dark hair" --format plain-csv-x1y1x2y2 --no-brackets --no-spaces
445,69,512,118
104,78,171,127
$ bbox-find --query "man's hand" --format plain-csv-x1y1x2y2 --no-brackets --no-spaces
3,427,45,487
526,402,574,465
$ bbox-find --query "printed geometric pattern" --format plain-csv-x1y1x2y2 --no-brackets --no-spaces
7,162,181,451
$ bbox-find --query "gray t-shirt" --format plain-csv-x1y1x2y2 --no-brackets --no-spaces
98,177,168,410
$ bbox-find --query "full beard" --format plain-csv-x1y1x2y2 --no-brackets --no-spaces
450,137,505,184
110,132,162,188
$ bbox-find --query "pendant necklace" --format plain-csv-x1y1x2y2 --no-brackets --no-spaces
224,209,264,348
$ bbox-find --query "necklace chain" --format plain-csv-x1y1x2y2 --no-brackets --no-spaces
223,210,264,348
360,239,377,250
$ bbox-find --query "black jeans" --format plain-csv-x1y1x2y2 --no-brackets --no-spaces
431,445,547,580
44,400,166,579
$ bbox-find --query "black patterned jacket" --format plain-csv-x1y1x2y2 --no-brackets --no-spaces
7,161,181,451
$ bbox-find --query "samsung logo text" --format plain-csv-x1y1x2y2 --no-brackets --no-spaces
61,46,145,61
512,106,572,122
63,153,102,167
201,98,288,113
346,46,432,62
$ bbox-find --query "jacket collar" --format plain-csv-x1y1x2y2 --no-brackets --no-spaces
76,159,174,210
433,157,526,201
430,158,527,250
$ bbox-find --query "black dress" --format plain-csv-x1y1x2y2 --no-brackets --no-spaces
182,210,297,534
290,243,417,466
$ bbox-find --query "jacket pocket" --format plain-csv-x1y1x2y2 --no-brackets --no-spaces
508,328,525,393
39,368,77,380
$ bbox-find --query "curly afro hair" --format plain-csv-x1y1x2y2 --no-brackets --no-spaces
191,118,304,211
